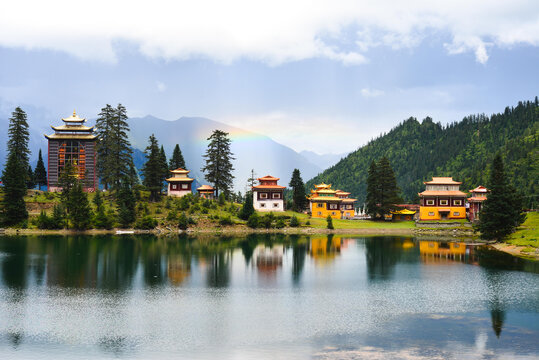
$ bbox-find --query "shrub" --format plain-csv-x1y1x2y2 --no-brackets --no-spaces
289,215,299,227
218,193,226,206
305,220,311,225
275,218,285,229
247,213,259,228
260,213,275,229
36,210,54,229
167,209,178,221
326,215,334,230
135,216,158,229
178,212,188,230
201,208,209,214
219,216,234,226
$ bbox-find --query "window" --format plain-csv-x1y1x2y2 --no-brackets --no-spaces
171,184,177,190
428,212,435,216
260,193,268,199
454,200,462,206
260,203,266,208
329,204,338,210
331,212,335,215
181,184,188,189
272,193,281,199
273,203,279,208
317,212,322,216
426,200,435,206
58,140,87,180
453,212,460,216
317,203,323,208
440,200,448,206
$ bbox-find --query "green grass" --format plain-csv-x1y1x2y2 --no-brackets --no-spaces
506,212,539,247
416,219,469,223
279,210,415,229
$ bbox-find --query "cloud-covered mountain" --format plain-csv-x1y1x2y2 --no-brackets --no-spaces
129,116,323,192
299,150,347,170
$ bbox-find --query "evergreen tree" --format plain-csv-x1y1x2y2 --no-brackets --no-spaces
1,152,28,225
377,157,401,217
51,204,66,229
34,149,47,189
67,181,92,230
476,154,526,240
141,134,163,201
159,145,168,192
117,182,137,228
326,215,334,230
93,190,112,229
239,193,255,220
7,107,30,167
169,144,186,170
247,169,257,189
1,107,31,225
289,168,307,212
26,165,35,189
365,161,380,218
96,104,135,190
201,130,235,197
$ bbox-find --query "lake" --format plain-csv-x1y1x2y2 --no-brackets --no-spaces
0,234,537,359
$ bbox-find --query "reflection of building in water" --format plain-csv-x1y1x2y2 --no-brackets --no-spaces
419,241,476,264
402,239,415,249
167,256,191,285
309,236,341,264
254,245,283,277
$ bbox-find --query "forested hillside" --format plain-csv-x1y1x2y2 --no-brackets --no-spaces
307,98,538,208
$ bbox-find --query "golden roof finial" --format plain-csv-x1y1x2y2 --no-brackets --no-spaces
73,109,77,116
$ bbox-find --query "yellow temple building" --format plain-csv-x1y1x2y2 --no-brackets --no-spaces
308,183,356,219
418,177,467,220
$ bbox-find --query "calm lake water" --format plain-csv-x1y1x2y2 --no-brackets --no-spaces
0,234,537,359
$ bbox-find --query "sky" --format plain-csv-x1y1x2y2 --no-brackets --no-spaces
0,0,538,154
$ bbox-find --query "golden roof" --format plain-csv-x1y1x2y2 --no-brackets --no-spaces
170,168,190,174
197,185,214,191
315,189,337,194
51,124,94,131
44,133,97,140
314,183,331,189
391,209,416,215
424,177,462,185
61,110,86,123
309,196,342,201
166,177,194,182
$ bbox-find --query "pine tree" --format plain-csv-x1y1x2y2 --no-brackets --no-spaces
169,144,186,170
117,182,137,228
141,134,163,201
34,149,47,189
7,107,30,168
96,104,135,190
247,169,257,189
67,181,92,230
476,154,526,240
159,145,168,193
365,161,380,218
239,193,255,220
289,169,307,212
201,130,235,197
93,190,112,229
377,157,401,217
1,152,28,225
326,215,334,229
26,165,35,189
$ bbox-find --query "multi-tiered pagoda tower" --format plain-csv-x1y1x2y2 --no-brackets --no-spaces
45,110,98,192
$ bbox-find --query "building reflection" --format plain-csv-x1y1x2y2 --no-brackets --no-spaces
255,245,283,279
309,235,341,265
419,241,476,264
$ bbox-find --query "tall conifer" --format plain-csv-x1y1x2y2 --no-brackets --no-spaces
169,144,186,170
476,154,526,240
289,169,307,211
7,107,30,167
201,130,235,197
159,145,168,192
141,134,163,201
365,161,380,218
34,149,47,189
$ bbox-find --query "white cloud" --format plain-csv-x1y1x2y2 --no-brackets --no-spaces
156,81,167,92
0,1,537,65
361,88,385,98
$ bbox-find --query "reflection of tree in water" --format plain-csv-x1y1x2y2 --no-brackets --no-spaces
141,237,167,287
365,237,402,281
0,236,28,289
207,251,230,288
7,331,23,348
291,239,307,285
240,234,259,265
484,269,506,338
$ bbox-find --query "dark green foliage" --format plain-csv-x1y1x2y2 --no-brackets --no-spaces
93,191,113,229
219,216,233,226
141,134,164,201
135,216,158,229
260,213,274,229
289,168,308,211
218,192,226,206
67,181,92,230
159,145,168,191
34,149,47,189
289,215,300,227
169,144,186,170
36,211,53,229
26,165,35,189
366,157,401,219
178,212,188,230
116,183,136,228
166,209,178,221
51,205,66,229
201,129,235,197
247,213,259,228
247,169,257,189
476,154,526,240
275,218,286,229
93,190,104,209
1,152,28,225
36,207,66,230
7,107,30,167
239,192,255,220
307,99,539,208
326,215,334,230
95,104,135,190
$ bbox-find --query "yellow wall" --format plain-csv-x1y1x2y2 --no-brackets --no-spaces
419,206,466,220
311,202,342,219
419,241,466,256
